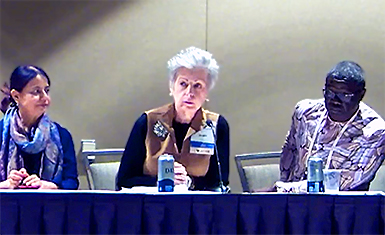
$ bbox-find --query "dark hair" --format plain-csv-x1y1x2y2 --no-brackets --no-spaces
326,61,365,91
1,65,50,113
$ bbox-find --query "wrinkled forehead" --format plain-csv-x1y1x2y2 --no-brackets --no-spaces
325,76,362,93
175,67,209,82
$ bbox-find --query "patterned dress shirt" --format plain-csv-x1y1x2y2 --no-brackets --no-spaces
280,99,385,190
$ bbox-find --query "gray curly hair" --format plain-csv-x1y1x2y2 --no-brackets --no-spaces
167,46,219,90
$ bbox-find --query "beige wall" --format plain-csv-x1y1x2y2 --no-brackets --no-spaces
1,0,384,192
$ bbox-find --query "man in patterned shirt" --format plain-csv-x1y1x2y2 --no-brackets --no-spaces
280,61,385,191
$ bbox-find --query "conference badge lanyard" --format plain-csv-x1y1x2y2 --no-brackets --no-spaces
190,127,215,155
306,109,358,169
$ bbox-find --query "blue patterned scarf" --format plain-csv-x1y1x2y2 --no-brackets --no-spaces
0,107,63,182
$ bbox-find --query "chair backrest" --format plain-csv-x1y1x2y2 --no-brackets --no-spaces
369,164,385,191
235,151,281,192
79,139,124,190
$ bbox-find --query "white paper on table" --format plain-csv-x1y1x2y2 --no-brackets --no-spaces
275,181,307,193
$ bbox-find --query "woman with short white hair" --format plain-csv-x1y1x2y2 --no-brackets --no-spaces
117,47,230,192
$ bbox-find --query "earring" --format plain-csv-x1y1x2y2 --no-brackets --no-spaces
205,98,209,102
169,92,172,96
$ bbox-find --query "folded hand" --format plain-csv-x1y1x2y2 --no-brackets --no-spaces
0,168,29,189
174,162,188,185
22,174,58,189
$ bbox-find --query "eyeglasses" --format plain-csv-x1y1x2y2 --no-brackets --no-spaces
323,88,356,103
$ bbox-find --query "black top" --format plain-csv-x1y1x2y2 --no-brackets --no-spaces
116,113,230,191
22,152,41,175
172,119,190,152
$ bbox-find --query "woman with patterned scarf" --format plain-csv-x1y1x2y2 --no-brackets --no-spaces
0,65,79,189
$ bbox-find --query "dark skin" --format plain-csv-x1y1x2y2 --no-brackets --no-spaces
324,77,366,122
254,77,367,193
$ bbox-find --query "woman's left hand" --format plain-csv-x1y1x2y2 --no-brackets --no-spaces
22,174,58,189
174,162,188,185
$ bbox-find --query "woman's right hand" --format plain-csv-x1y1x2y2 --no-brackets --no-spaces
0,168,29,189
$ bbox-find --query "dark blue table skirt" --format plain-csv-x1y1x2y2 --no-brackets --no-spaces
1,191,384,234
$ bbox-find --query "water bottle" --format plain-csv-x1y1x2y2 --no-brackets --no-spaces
157,154,174,192
307,156,325,193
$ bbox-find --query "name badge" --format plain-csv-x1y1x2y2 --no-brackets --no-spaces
190,128,215,155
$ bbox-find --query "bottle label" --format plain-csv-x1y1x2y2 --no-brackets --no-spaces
307,181,325,193
158,155,174,192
